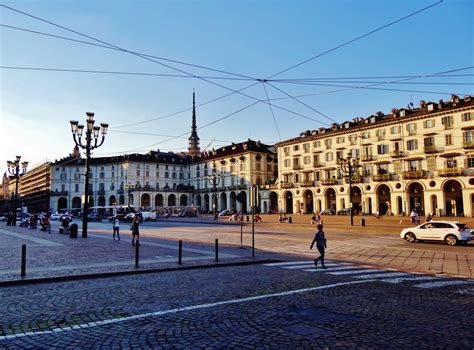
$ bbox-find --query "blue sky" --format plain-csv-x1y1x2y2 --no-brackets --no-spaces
1,0,473,169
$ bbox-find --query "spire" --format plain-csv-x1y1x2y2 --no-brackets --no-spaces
188,90,200,157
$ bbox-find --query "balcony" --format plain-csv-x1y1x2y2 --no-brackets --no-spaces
444,124,454,130
50,190,68,196
292,164,302,170
281,182,293,189
377,135,385,141
361,154,373,161
407,130,417,136
438,168,464,177
321,179,338,186
344,175,363,184
313,161,324,167
301,180,315,187
402,170,426,179
390,150,404,158
463,140,474,148
97,190,106,195
423,146,439,154
372,173,392,182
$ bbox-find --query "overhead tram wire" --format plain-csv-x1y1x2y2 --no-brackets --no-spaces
265,0,444,80
261,82,282,141
269,73,474,82
0,9,323,128
271,80,474,86
0,24,256,81
109,129,232,144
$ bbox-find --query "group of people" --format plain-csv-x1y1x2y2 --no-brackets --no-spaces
111,216,140,246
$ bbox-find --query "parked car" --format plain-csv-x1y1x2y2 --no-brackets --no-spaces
400,221,471,246
0,214,6,221
87,213,103,222
124,212,143,223
108,214,125,222
179,211,198,217
218,209,234,217
320,209,336,215
141,211,157,222
50,213,62,221
337,208,352,215
60,213,73,222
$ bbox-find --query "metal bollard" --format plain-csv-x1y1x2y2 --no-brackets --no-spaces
246,215,249,222
135,239,139,268
215,239,219,262
21,244,26,277
361,218,365,227
288,216,292,224
178,240,183,265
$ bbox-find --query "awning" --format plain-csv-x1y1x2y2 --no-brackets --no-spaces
373,160,391,164
404,157,423,161
440,152,461,158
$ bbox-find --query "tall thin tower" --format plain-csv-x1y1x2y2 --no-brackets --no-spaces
188,91,201,157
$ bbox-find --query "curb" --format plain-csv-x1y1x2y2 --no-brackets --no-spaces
0,259,281,287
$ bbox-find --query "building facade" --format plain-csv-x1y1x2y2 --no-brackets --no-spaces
274,95,474,217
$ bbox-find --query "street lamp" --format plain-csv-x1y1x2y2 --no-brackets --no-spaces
339,154,361,226
207,162,221,219
6,156,28,226
125,183,135,212
70,112,108,238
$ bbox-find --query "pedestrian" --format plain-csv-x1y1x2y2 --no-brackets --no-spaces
131,216,140,246
426,211,433,222
113,216,120,240
410,209,417,224
310,223,327,269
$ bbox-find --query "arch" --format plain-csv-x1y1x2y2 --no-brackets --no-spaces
89,196,94,208
237,191,247,213
269,191,278,214
350,186,362,214
98,196,106,207
180,194,188,206
443,179,463,216
376,184,391,215
220,192,227,210
119,195,125,205
71,197,81,209
284,191,293,214
109,195,116,206
155,194,164,207
58,197,67,211
407,181,425,215
339,198,345,210
230,192,237,211
141,193,151,208
204,193,210,213
324,187,336,211
195,194,202,208
303,189,314,214
168,194,176,207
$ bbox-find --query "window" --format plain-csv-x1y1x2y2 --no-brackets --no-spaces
467,155,474,168
376,129,386,140
406,139,418,151
240,162,246,171
407,160,418,171
377,144,389,155
390,125,400,134
324,139,332,149
303,155,311,164
463,131,474,143
136,169,140,176
325,152,333,162
423,119,435,129
60,172,67,180
256,163,261,171
100,172,105,179
393,160,402,173
293,158,300,167
406,123,417,135
145,170,149,177
284,159,290,167
313,154,321,166
172,172,177,179
336,151,344,162
363,165,373,177
446,157,457,168
75,184,79,192
427,157,436,171
313,140,321,148
462,112,471,122
441,115,453,129
293,145,300,151
266,164,271,172
165,172,169,178
424,136,435,147
283,147,290,156
377,164,388,174
349,148,360,158
445,134,453,145
61,184,66,192
110,183,115,190
99,183,105,191
303,143,310,152
336,136,345,144
361,131,370,139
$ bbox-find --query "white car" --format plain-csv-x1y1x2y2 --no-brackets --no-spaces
401,221,471,246
218,209,234,217
50,213,62,220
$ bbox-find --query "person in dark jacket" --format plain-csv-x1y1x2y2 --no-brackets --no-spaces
131,216,140,246
310,224,327,268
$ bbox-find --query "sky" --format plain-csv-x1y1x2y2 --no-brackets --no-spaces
1,0,473,171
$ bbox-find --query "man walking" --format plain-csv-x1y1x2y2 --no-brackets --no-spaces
310,224,327,269
112,216,120,240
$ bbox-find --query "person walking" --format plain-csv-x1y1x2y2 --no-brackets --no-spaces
113,216,120,240
131,216,140,246
310,223,327,269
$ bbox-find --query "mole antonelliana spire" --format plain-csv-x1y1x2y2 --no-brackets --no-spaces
188,90,200,157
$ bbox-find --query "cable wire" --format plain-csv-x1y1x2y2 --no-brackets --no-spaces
262,82,281,141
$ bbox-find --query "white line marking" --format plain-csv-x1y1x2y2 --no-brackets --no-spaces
415,280,473,289
282,263,345,269
0,280,374,341
355,272,410,279
264,260,348,267
382,276,437,284
0,228,62,247
329,269,381,275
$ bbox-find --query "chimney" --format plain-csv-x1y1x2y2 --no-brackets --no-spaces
419,100,426,108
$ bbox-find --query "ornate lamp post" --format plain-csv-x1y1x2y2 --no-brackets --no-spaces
207,162,221,219
70,112,108,238
6,156,28,226
339,154,361,226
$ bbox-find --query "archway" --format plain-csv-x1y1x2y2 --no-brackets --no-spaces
269,192,278,214
430,195,438,215
155,194,164,207
180,194,188,206
168,194,176,207
230,192,237,211
89,196,94,208
303,190,314,214
350,186,362,214
220,192,227,210
376,184,391,215
109,195,116,206
195,194,201,208
443,179,463,216
119,195,124,205
284,191,293,214
72,197,81,210
237,191,247,213
204,194,210,213
58,197,67,211
325,188,336,211
141,193,151,209
407,182,425,215
98,196,106,207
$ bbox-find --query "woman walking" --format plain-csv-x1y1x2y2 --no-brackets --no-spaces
131,216,140,246
112,216,120,240
310,223,327,269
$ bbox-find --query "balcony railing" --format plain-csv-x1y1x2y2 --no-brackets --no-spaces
301,180,315,187
407,129,417,135
390,150,404,158
292,164,302,170
344,175,363,184
423,145,438,154
361,154,373,161
377,135,385,141
313,161,324,167
321,179,338,186
97,190,106,195
463,140,474,148
372,173,391,182
438,168,464,177
117,189,124,194
50,191,68,196
444,124,454,130
281,182,293,189
402,170,426,179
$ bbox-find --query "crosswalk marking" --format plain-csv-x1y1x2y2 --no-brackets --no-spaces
414,280,472,289
354,272,410,279
329,269,381,276
382,276,437,284
282,263,342,269
264,260,348,267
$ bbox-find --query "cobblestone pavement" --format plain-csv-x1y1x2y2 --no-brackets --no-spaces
0,260,473,348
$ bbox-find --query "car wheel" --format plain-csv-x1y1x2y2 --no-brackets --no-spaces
445,235,458,246
404,232,416,243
